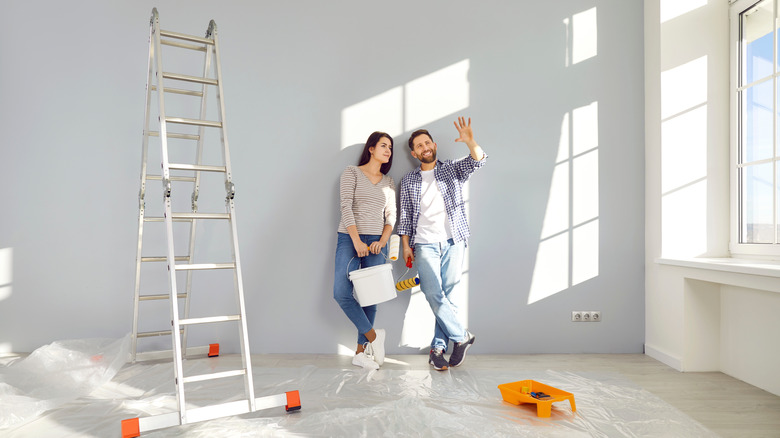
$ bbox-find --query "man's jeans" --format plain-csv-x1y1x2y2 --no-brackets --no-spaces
415,238,467,351
333,232,386,346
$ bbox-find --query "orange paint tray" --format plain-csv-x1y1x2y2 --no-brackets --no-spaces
497,380,576,417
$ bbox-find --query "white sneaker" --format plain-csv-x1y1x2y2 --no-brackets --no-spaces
370,328,386,366
352,352,379,370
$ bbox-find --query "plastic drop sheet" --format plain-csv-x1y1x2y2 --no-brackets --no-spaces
0,334,130,431
2,351,716,437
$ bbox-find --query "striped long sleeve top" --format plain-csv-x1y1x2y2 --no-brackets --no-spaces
337,165,396,235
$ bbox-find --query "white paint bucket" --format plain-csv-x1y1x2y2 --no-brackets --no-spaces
348,263,397,306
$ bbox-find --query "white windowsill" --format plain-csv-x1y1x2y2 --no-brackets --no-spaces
657,257,780,278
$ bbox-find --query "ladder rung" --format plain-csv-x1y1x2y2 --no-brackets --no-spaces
168,163,226,173
165,117,222,128
144,216,194,223
182,369,246,384
174,263,235,270
146,175,198,182
139,293,186,301
179,315,241,325
160,39,208,52
149,85,204,97
162,72,218,86
171,212,230,220
148,130,201,140
141,256,190,262
134,345,211,362
137,328,183,338
159,29,214,46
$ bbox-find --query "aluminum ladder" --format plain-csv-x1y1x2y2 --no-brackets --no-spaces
122,8,300,437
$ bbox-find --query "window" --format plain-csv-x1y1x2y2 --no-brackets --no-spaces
731,0,780,257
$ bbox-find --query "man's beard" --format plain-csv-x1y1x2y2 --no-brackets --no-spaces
418,150,437,164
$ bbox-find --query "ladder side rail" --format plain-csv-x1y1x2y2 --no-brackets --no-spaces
211,23,257,409
152,12,188,426
132,17,158,363
182,35,215,354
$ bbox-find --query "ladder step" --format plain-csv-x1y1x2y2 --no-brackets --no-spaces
139,293,186,301
148,130,201,140
133,345,211,362
146,174,197,182
149,85,204,97
179,315,241,326
182,369,246,384
137,328,184,338
168,163,227,173
165,117,222,128
144,216,195,223
174,263,235,270
160,29,214,46
170,212,230,220
141,256,190,262
162,72,218,86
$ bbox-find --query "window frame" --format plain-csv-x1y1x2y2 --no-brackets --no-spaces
730,0,780,259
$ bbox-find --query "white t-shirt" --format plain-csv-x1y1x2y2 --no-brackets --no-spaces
414,169,452,244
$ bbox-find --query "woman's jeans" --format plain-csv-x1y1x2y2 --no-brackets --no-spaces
333,232,387,346
414,238,467,351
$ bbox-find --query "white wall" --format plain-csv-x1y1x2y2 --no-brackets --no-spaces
0,0,646,356
644,0,780,396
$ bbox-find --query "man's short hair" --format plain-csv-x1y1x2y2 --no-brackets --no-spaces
408,129,433,151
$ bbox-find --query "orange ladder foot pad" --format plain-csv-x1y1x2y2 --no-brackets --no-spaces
121,418,140,438
285,390,301,411
208,343,219,357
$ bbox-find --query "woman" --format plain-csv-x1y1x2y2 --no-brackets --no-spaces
334,131,396,370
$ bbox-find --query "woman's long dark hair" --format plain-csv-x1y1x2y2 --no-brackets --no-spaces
357,131,393,174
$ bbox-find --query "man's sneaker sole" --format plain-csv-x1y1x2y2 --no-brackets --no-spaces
429,358,449,371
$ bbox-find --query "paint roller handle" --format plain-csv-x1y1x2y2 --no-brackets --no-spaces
406,257,413,268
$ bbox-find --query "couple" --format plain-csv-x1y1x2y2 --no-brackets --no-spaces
333,117,487,371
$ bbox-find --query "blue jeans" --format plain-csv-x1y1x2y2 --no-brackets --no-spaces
333,232,387,346
415,238,468,351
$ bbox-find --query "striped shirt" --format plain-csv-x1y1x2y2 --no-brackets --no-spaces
398,154,487,248
338,165,396,235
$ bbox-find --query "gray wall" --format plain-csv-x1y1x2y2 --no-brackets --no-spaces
0,0,645,355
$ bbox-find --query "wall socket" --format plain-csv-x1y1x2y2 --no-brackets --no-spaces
572,311,601,322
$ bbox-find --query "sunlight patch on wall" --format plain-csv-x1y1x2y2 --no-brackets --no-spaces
661,56,707,119
662,106,707,193
340,87,403,150
660,0,707,24
571,7,598,65
529,103,600,305
0,248,12,303
660,56,708,257
404,60,470,132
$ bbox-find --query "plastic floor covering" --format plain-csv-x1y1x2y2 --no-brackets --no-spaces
0,337,717,437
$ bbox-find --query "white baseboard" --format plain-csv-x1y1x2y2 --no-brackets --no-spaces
644,343,682,371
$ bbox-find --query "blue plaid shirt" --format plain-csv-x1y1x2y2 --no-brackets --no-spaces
398,154,487,248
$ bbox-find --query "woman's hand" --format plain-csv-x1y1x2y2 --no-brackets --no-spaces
353,240,370,258
369,237,388,254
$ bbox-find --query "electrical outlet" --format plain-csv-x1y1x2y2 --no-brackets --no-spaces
571,311,582,322
572,310,601,322
591,311,601,322
582,311,591,321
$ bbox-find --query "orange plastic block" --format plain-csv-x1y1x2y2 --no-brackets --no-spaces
498,380,576,417
285,390,301,412
121,418,140,438
208,343,219,357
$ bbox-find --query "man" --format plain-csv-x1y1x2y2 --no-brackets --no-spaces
398,117,487,371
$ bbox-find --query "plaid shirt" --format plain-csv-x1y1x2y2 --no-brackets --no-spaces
398,154,487,248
